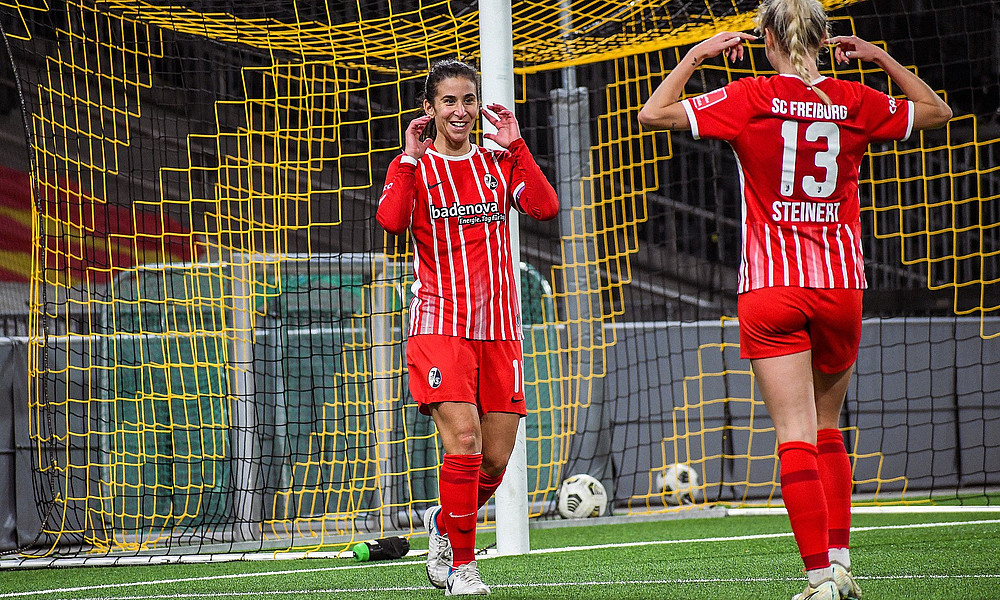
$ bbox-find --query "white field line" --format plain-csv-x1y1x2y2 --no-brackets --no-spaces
730,505,1000,515
33,575,1000,600
2,518,998,599
499,517,1000,556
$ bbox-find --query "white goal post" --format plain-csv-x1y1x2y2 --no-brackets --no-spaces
480,0,531,557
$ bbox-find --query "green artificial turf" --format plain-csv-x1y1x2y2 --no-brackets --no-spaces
1,511,997,599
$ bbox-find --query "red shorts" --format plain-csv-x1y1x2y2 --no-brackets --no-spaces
406,334,527,417
737,287,863,374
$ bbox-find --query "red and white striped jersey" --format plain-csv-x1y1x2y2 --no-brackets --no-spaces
681,74,914,292
377,138,557,340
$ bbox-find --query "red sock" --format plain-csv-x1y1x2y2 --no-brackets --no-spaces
817,428,852,549
435,468,504,534
477,469,505,508
438,453,482,566
778,441,830,571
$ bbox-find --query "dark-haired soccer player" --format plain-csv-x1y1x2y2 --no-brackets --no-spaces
377,58,558,596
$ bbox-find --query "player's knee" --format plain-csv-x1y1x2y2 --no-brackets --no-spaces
450,428,481,454
480,455,508,477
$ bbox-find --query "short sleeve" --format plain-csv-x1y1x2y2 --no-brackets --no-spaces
857,84,914,143
681,79,754,142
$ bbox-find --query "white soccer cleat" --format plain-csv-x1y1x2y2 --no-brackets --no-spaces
445,560,491,596
832,562,862,599
423,505,452,589
791,579,839,600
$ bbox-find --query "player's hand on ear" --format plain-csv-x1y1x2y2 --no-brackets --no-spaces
828,35,884,65
482,103,521,148
404,115,434,159
691,31,757,65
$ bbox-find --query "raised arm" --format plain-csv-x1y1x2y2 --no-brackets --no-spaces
482,104,558,221
828,35,952,130
376,156,416,235
506,138,558,221
376,116,432,234
637,31,756,131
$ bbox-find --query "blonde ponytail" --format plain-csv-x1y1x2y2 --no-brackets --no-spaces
756,0,832,104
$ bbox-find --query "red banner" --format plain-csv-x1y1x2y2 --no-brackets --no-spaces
0,165,198,285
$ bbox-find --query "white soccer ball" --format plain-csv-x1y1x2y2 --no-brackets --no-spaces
557,473,608,519
655,463,701,505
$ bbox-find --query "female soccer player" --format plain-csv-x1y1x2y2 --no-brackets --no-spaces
637,0,951,598
377,59,558,596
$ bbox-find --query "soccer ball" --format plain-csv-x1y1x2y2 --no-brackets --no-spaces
655,463,701,505
557,474,608,519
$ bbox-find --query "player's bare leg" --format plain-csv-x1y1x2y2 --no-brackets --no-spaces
815,365,862,600
427,402,485,591
752,351,835,595
479,411,520,476
432,401,484,455
476,411,519,509
752,351,817,445
814,365,854,431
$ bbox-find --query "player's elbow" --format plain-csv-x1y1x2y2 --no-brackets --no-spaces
637,105,657,128
529,198,559,222
523,188,559,221
638,104,686,131
379,221,408,236
915,99,953,131
376,208,408,236
932,102,953,128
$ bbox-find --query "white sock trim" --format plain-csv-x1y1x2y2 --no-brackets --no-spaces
807,566,834,587
829,547,851,570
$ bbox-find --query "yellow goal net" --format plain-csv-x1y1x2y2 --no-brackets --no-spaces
0,0,996,562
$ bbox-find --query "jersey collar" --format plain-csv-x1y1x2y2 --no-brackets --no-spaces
779,73,828,86
427,143,478,161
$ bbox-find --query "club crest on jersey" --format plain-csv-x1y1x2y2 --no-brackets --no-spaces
692,88,727,110
483,173,499,190
428,367,442,389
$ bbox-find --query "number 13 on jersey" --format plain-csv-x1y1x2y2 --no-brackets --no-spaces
779,120,841,199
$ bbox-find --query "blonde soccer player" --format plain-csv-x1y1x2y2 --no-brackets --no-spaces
377,58,558,596
637,0,951,598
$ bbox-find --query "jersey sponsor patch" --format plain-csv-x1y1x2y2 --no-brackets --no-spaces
429,200,503,225
691,88,727,111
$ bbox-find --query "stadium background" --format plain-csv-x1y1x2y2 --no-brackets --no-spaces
0,0,996,562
